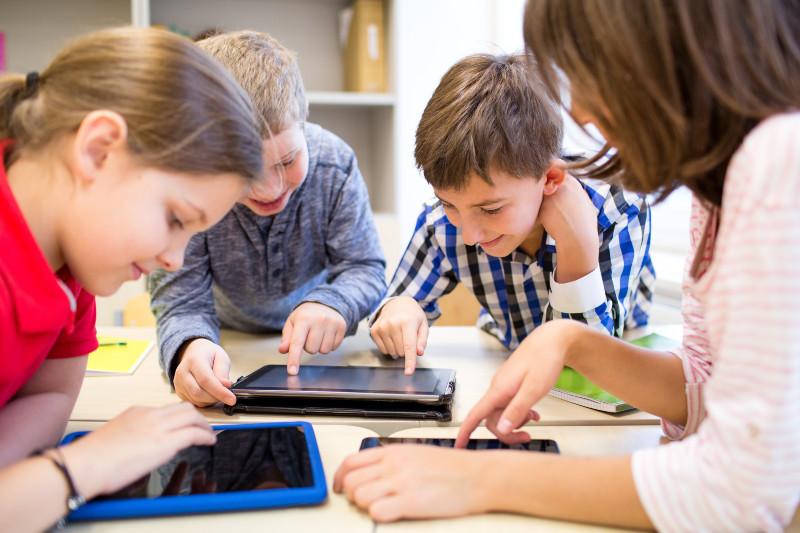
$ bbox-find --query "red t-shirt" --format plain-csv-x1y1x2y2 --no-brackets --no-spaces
0,140,98,407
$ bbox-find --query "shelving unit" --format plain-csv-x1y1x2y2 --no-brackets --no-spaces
142,0,398,214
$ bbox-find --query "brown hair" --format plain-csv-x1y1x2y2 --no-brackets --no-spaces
415,53,563,190
524,0,800,206
0,27,263,181
196,30,308,135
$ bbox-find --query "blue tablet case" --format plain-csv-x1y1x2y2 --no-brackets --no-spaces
59,421,327,522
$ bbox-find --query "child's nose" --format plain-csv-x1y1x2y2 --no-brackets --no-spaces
460,219,484,246
250,167,285,199
157,246,185,272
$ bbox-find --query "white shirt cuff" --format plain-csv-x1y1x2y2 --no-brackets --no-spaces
549,265,606,313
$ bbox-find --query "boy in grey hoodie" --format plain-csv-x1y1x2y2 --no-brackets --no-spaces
148,31,386,407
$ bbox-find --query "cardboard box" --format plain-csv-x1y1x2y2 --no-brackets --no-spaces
343,0,387,93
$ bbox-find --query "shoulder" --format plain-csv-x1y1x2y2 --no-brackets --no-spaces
305,122,357,175
725,112,800,209
580,179,649,231
415,199,451,233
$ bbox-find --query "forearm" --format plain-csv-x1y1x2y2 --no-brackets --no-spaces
480,452,652,530
156,313,219,379
0,392,76,466
563,323,687,424
0,356,86,467
0,455,86,532
552,232,598,283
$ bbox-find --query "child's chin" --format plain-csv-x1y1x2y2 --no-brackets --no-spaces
84,278,121,298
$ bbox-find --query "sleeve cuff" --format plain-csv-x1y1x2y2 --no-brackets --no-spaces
158,317,219,381
549,265,606,313
661,350,706,440
301,289,358,336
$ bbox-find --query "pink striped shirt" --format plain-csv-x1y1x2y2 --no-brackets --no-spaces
632,113,800,532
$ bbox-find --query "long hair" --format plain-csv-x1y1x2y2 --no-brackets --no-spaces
524,0,800,206
0,27,262,181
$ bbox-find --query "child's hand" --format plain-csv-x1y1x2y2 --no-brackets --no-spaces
279,302,347,375
333,444,490,522
60,403,216,499
173,339,235,407
369,296,428,374
538,174,599,283
455,320,582,447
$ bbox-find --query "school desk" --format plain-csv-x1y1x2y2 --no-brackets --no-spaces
70,326,660,434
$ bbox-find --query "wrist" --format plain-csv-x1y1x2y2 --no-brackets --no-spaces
561,321,595,369
545,320,585,369
551,236,599,283
58,441,103,501
470,452,505,513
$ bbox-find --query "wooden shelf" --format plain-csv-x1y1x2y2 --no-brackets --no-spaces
306,91,395,107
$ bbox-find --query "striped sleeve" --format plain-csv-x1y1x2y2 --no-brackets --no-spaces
546,186,654,338
632,113,800,532
370,203,458,325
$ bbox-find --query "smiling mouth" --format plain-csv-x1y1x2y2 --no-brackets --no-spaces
131,263,145,280
249,191,287,211
479,235,503,248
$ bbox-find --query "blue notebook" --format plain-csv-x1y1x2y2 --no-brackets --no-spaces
60,421,327,522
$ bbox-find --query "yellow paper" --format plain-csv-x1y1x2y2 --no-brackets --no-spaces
87,336,153,375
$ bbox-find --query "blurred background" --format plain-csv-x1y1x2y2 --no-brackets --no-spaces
1,0,688,327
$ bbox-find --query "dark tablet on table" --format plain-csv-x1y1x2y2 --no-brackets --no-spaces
59,422,326,522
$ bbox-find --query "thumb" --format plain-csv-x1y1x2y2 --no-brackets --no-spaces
211,350,231,384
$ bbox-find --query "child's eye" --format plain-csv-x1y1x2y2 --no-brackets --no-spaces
280,158,295,168
481,206,503,215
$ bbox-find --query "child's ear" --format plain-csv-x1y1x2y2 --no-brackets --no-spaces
541,159,567,196
71,110,128,185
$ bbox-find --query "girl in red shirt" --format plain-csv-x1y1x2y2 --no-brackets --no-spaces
0,27,263,531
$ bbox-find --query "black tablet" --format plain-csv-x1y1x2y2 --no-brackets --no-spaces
231,365,456,404
360,437,560,453
60,422,327,521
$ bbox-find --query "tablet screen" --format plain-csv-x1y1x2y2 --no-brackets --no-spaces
360,437,560,453
95,426,314,501
235,365,448,395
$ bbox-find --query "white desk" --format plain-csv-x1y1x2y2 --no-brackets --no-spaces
59,423,799,532
62,424,376,533
70,326,660,433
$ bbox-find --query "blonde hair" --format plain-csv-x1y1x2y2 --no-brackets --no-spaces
196,30,308,135
524,0,800,206
415,53,563,191
0,26,262,181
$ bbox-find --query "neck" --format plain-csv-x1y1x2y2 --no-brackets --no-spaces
7,154,67,271
519,223,545,257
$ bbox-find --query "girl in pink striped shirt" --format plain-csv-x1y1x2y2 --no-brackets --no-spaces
334,1,800,530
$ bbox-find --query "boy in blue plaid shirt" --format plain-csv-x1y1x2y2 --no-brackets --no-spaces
371,53,655,373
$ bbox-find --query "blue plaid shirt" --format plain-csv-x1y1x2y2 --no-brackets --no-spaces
378,181,655,349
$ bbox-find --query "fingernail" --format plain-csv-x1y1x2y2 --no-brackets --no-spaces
288,365,299,375
497,419,513,434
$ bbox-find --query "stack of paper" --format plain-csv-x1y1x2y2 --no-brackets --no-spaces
86,335,153,376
